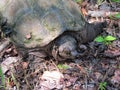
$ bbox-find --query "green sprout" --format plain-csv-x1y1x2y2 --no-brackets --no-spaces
57,64,69,70
94,35,116,45
111,0,120,3
114,13,120,19
110,13,120,19
75,0,83,3
0,66,6,89
97,0,104,5
98,82,107,90
75,0,83,5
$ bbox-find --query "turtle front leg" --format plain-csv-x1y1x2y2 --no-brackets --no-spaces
52,35,79,61
80,21,107,43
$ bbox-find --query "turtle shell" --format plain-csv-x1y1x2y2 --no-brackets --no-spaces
0,0,85,48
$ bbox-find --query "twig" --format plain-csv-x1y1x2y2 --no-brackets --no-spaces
24,72,33,90
102,66,112,82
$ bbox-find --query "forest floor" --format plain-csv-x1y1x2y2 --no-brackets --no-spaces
0,0,120,90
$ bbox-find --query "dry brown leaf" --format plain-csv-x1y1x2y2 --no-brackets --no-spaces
22,62,29,69
104,48,120,58
81,7,88,16
40,71,64,89
1,57,19,73
111,69,120,84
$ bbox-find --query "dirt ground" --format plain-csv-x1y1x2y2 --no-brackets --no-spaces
0,0,120,90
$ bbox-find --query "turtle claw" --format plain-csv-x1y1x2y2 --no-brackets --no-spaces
77,45,88,57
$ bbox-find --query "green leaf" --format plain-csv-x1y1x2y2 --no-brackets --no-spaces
114,13,120,19
104,41,111,45
99,82,107,90
63,65,69,69
57,64,69,69
104,35,116,41
111,0,120,3
94,36,104,42
0,66,5,88
57,64,63,69
103,82,107,86
75,0,82,3
97,0,104,5
109,14,114,19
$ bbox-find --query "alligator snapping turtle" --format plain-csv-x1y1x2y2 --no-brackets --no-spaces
0,0,106,60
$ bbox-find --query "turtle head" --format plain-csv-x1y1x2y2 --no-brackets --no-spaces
52,35,79,60
58,42,79,59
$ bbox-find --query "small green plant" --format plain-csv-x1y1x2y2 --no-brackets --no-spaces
98,82,107,90
94,35,116,45
75,0,83,4
97,0,104,5
0,66,6,89
114,13,120,19
111,0,120,3
57,64,69,70
110,13,120,19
